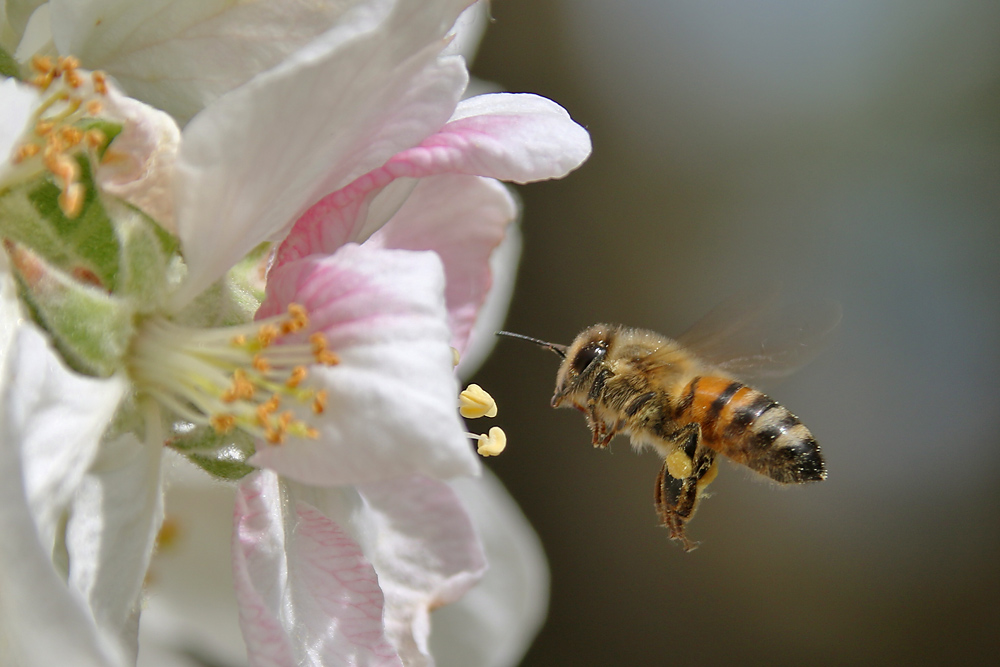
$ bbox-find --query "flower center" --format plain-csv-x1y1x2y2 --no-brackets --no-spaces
129,304,338,445
6,56,112,218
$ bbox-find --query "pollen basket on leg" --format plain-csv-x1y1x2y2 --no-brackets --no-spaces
129,304,338,445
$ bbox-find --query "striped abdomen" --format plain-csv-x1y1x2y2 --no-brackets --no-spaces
674,376,825,484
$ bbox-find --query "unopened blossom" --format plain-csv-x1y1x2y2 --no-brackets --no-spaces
0,1,591,666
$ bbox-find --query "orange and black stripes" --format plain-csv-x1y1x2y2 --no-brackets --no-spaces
675,376,825,484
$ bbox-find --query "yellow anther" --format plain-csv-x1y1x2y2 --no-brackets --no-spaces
223,368,255,402
279,411,294,429
252,354,270,373
92,71,108,95
210,414,236,434
304,426,320,438
85,99,103,116
64,69,83,88
231,334,247,346
60,126,83,147
282,303,309,333
476,427,507,457
286,365,308,388
35,120,55,137
13,144,40,163
32,56,54,74
459,384,498,419
59,183,85,218
265,428,285,445
84,129,106,149
451,347,461,367
257,324,279,347
316,350,339,365
312,390,328,414
56,55,80,73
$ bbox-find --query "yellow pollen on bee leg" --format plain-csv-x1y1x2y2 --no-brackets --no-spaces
459,384,498,419
666,448,693,479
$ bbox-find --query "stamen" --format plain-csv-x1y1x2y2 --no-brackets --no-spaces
459,384,498,419
473,427,507,457
5,59,112,218
130,303,335,447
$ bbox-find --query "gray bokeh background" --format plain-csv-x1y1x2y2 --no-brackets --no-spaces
470,2,1000,665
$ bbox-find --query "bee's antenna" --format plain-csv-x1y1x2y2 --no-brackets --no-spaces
496,331,567,359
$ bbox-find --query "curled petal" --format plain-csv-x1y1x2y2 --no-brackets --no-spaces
0,326,127,666
367,175,518,354
67,432,164,663
96,84,181,232
251,244,479,485
172,0,473,308
233,470,403,667
294,475,487,667
431,471,549,667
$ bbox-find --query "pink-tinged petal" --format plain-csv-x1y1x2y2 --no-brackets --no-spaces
366,174,517,354
391,93,592,184
0,327,127,667
292,475,487,667
356,476,487,667
232,470,403,667
455,218,521,379
66,432,164,663
96,84,181,233
172,0,474,308
273,93,588,270
250,244,479,485
431,471,549,667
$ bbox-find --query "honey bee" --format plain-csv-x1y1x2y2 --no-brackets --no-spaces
498,294,839,551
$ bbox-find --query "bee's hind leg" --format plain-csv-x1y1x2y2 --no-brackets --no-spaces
654,427,717,552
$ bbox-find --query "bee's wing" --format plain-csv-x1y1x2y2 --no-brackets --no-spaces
676,288,842,381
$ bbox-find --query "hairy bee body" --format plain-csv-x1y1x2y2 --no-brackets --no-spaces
549,323,826,550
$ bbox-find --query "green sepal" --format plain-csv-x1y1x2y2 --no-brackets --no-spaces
185,453,256,481
169,424,258,480
0,47,20,79
174,244,267,329
9,242,134,377
111,199,178,313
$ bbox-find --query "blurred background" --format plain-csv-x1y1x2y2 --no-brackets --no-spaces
469,1,1000,665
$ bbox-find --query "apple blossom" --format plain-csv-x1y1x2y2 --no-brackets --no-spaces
0,1,591,665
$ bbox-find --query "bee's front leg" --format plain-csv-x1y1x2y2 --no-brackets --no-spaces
585,368,616,448
654,424,716,551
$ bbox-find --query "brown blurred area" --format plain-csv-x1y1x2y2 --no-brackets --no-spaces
470,2,1000,665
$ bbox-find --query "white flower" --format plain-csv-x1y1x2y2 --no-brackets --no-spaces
0,1,591,665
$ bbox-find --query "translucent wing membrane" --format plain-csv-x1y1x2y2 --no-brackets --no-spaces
676,287,842,381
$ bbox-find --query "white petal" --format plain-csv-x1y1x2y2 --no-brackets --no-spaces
250,245,479,486
430,471,549,667
172,0,473,307
13,327,127,562
0,76,40,173
67,431,165,664
48,0,352,124
0,326,127,667
232,470,403,667
138,452,247,667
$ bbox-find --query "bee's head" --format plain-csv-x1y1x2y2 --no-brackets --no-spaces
551,324,616,409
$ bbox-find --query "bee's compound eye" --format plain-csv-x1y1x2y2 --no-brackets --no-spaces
572,342,605,374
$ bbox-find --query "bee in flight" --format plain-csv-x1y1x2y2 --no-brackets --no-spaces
498,293,839,551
